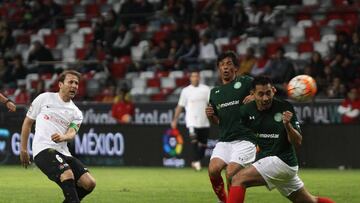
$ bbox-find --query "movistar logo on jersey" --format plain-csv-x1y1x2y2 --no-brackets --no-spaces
234,82,242,89
216,100,240,110
258,133,279,138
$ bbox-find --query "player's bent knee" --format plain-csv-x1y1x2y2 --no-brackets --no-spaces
84,178,96,191
60,169,75,182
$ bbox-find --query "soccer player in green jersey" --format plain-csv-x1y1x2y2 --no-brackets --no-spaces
227,76,335,203
206,51,256,203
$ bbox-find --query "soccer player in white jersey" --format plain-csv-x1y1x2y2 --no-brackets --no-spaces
20,70,96,203
0,92,16,112
171,70,211,171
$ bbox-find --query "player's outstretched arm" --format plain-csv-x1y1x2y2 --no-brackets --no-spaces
283,111,302,148
20,117,35,168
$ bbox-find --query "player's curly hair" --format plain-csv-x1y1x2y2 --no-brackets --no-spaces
216,51,239,67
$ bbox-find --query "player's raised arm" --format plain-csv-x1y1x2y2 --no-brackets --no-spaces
282,111,302,147
20,117,35,168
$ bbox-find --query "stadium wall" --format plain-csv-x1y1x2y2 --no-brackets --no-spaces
0,101,358,168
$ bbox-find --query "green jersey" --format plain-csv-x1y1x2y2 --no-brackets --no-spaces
238,98,301,166
209,75,255,143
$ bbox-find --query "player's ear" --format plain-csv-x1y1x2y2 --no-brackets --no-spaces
271,86,277,94
250,89,255,95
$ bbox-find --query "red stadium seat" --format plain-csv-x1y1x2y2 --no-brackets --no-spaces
44,34,58,49
86,4,100,17
111,63,127,79
76,48,87,60
119,55,132,66
298,42,314,53
147,78,161,87
62,4,74,17
266,42,282,57
84,33,94,44
153,30,169,45
175,77,189,87
343,12,358,25
305,26,321,42
156,71,169,78
336,24,353,34
151,93,166,101
78,20,91,28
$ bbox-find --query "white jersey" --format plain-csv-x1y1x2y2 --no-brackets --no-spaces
178,84,210,128
27,92,83,157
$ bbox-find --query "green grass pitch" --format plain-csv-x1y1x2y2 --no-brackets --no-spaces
0,166,358,203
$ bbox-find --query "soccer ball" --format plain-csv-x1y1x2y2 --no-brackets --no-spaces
287,75,317,102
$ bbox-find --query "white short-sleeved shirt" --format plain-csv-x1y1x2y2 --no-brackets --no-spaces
178,84,210,128
27,92,83,158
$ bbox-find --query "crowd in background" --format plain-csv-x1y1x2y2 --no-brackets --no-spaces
0,0,359,111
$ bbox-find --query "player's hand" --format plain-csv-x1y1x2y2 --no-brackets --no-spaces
205,104,215,118
243,95,254,104
20,150,31,168
51,133,65,143
282,111,293,124
171,120,177,129
6,101,16,112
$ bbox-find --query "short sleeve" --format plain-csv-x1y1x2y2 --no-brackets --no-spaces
178,88,187,107
288,103,301,133
26,93,45,120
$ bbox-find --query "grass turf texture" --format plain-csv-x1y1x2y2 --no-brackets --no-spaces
0,166,358,203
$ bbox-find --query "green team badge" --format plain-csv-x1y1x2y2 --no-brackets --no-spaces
234,82,242,89
274,113,282,122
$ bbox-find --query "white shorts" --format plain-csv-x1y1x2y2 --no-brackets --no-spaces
210,140,256,167
252,156,304,197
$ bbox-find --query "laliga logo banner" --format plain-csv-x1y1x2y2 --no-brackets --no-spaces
0,128,10,164
162,128,185,168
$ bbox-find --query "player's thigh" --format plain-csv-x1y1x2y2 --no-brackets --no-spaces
34,148,71,182
195,128,210,145
287,187,317,203
208,158,227,176
229,140,256,167
226,162,243,179
65,156,90,180
210,142,231,164
231,165,267,187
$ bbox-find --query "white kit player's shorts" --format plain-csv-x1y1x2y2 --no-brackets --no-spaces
210,140,256,167
252,156,304,197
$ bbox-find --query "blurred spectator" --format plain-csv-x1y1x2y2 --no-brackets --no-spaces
2,54,27,87
265,47,295,96
211,3,233,38
119,0,154,25
261,3,279,36
334,31,350,57
100,85,116,103
14,81,30,104
28,41,55,74
349,32,360,61
232,2,248,36
174,35,197,70
111,90,135,124
337,87,360,124
326,77,346,98
31,79,45,101
43,0,63,29
309,51,325,79
111,23,134,56
28,0,51,29
198,33,217,69
250,48,270,77
0,27,15,56
165,0,194,23
246,1,263,34
237,47,256,76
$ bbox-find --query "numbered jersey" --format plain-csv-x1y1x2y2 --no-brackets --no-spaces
239,98,300,167
209,75,254,143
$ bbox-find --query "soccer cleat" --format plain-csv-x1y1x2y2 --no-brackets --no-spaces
191,161,202,171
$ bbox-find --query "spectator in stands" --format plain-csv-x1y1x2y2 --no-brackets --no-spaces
237,47,256,76
0,56,8,86
119,0,154,25
2,54,27,88
211,2,233,38
183,22,199,44
338,87,360,124
260,3,279,36
246,1,263,35
44,0,63,29
28,41,55,74
250,47,270,77
99,84,116,104
174,35,197,70
265,47,295,96
326,77,346,98
198,32,217,69
232,2,248,36
349,32,360,61
111,89,135,124
334,31,350,57
309,51,325,79
14,80,30,104
165,0,194,23
0,27,15,56
28,0,51,30
111,23,134,57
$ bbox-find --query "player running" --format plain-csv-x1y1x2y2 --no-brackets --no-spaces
206,51,255,203
20,70,96,203
227,76,335,203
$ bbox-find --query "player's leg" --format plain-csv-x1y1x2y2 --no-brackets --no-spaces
34,149,80,203
226,140,257,196
209,142,230,203
192,128,210,171
66,156,96,201
288,187,335,203
227,165,267,203
189,127,201,171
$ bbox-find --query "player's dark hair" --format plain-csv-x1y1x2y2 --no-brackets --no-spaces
58,70,81,83
216,51,239,67
252,76,273,89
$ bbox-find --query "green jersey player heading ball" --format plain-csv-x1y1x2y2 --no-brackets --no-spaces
227,76,335,203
